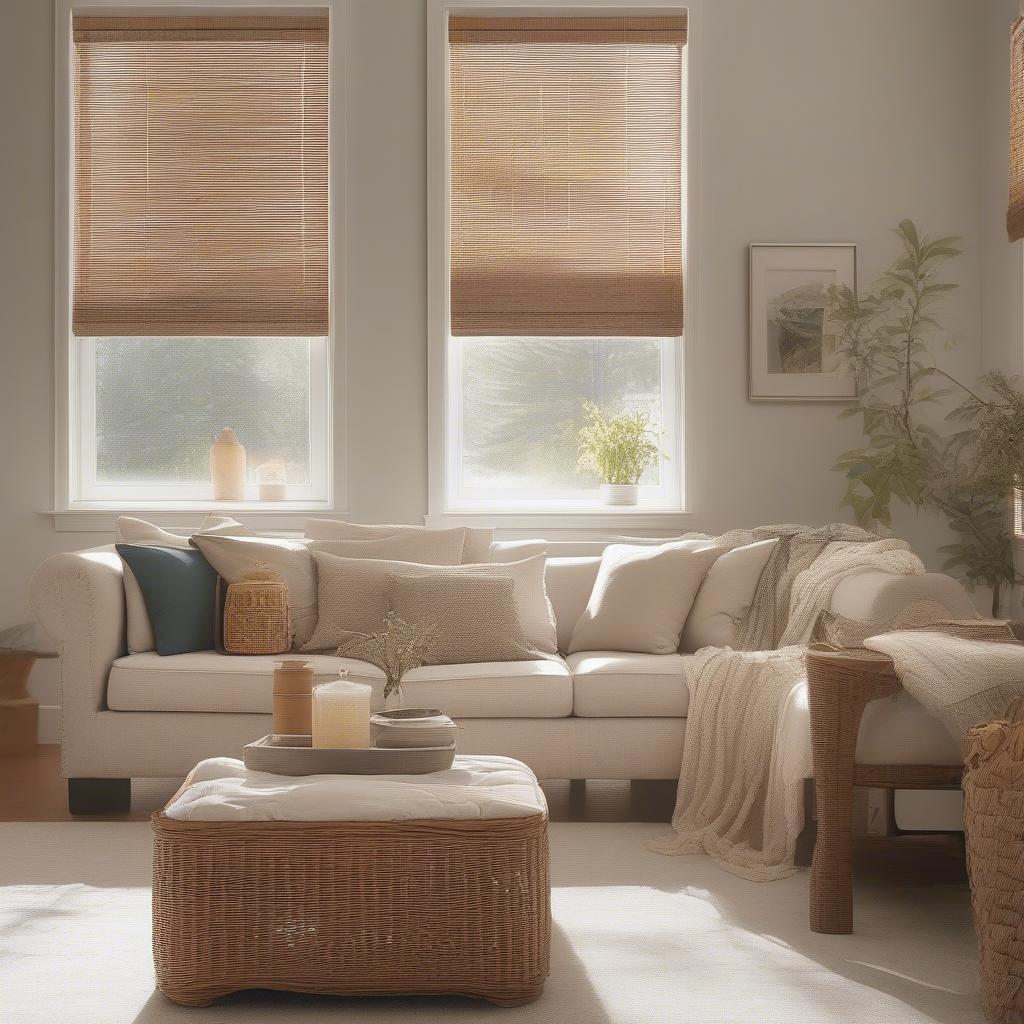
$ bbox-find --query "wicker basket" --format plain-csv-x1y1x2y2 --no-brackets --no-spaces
152,811,550,1007
223,567,291,654
964,701,1024,1024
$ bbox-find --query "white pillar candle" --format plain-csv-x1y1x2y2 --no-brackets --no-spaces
311,676,372,749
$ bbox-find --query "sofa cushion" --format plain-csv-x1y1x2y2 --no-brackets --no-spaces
304,519,493,565
681,538,778,652
191,534,319,648
107,652,572,718
114,545,218,657
568,540,723,655
311,529,466,566
116,514,253,654
383,573,546,664
107,653,377,713
857,690,964,765
567,652,689,717
306,551,558,655
545,556,601,654
398,659,572,718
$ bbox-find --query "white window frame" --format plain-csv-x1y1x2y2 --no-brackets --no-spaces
426,0,700,531
53,0,346,523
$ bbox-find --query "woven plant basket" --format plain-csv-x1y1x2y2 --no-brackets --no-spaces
223,567,291,655
964,700,1024,1024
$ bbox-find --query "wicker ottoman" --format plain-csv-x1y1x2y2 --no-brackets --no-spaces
152,758,550,1007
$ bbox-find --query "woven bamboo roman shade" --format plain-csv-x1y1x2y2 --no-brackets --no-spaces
449,16,686,338
72,16,328,337
1010,17,1024,242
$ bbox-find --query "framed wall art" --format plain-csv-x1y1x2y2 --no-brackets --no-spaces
748,243,857,401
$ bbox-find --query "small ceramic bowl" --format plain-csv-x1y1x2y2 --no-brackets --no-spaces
370,707,457,749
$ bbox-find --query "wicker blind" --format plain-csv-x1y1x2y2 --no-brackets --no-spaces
72,16,329,337
449,16,686,338
1010,17,1024,242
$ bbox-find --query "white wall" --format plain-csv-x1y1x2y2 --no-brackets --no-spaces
0,0,1000,716
684,0,985,567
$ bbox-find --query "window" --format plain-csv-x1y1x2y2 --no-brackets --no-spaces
439,12,687,512
449,336,679,508
63,11,332,508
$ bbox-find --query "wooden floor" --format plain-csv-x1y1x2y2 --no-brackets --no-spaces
0,746,678,823
0,745,967,884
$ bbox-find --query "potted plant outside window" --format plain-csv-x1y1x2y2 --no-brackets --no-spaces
577,401,663,507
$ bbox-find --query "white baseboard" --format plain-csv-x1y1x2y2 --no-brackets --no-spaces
38,705,61,745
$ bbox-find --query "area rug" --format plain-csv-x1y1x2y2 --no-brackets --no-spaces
0,821,984,1024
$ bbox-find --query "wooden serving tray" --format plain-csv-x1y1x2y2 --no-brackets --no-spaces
242,734,457,776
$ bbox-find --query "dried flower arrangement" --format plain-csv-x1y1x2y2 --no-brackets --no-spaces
336,611,442,700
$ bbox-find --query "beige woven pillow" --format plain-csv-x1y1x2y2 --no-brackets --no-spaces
568,539,724,655
310,530,465,566
304,551,557,654
304,519,492,564
383,573,546,665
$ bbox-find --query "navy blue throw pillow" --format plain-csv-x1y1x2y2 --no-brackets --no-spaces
115,544,218,656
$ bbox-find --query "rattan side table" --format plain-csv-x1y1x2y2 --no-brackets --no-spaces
805,646,963,935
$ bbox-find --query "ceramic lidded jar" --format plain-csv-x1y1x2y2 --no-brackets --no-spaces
210,427,246,501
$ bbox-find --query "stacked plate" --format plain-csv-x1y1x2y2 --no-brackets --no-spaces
370,708,457,749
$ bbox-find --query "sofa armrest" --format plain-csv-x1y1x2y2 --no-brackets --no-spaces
30,545,126,717
827,570,978,622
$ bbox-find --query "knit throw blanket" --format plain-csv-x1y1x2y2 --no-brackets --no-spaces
648,525,926,880
863,632,1024,741
646,645,810,880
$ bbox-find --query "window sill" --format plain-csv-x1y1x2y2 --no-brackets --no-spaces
42,505,340,534
425,509,694,535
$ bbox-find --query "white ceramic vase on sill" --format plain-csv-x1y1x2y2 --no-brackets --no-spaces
600,483,640,507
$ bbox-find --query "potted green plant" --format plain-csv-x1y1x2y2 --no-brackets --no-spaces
577,401,663,506
829,220,1024,614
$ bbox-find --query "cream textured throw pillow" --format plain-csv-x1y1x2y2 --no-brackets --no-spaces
680,539,778,652
568,539,724,655
116,515,253,654
304,552,557,654
384,573,546,665
304,519,492,564
191,534,318,649
310,530,466,567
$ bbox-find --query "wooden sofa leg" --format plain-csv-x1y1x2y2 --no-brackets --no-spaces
68,778,131,815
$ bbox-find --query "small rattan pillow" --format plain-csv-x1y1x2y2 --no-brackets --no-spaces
383,572,549,666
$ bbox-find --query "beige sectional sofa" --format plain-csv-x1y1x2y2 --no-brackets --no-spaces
31,541,976,813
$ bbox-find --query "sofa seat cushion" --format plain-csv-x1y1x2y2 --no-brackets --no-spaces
856,691,963,765
397,659,572,718
107,653,373,713
107,652,573,719
567,652,689,718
